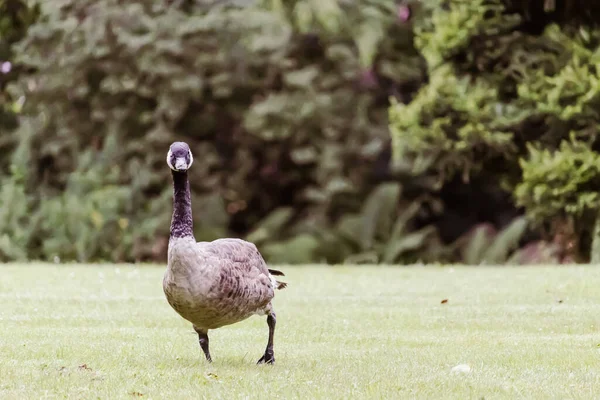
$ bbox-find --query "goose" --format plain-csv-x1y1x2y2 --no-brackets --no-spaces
162,141,287,364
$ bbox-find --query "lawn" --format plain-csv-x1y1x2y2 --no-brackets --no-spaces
1,264,599,399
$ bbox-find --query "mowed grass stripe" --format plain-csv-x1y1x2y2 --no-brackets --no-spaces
1,264,599,399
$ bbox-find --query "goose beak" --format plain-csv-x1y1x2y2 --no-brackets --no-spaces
175,157,188,171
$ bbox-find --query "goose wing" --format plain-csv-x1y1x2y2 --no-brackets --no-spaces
200,238,287,293
201,238,268,272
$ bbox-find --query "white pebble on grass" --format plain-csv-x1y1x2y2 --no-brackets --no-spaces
451,364,471,374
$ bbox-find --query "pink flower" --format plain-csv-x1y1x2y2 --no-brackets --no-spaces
397,5,411,22
1,61,11,74
359,69,378,89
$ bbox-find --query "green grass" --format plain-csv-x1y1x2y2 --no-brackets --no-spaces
1,264,600,399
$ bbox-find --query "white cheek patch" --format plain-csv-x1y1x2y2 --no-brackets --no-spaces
166,148,175,170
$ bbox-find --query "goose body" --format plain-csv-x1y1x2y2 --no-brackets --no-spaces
163,142,286,364
164,237,283,329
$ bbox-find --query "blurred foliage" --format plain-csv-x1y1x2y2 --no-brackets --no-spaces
452,217,538,265
515,135,600,224
390,64,516,185
1,0,432,263
390,0,600,263
0,0,40,171
515,135,600,262
247,182,441,264
3,0,600,265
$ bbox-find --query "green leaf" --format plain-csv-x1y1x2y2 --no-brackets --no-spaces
482,217,528,264
463,226,493,265
383,226,436,264
246,208,294,244
336,214,363,245
262,234,320,264
284,66,320,88
359,183,401,250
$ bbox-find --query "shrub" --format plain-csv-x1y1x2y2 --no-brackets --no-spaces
389,0,600,262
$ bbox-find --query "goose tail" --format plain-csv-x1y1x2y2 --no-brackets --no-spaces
275,280,288,290
268,269,288,290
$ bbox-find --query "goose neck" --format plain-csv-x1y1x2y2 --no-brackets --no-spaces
170,170,194,239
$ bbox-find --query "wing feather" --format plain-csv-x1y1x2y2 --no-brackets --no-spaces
201,238,287,291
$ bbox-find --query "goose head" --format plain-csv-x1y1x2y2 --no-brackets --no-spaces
167,141,194,172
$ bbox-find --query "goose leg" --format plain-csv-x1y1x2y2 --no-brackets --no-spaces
257,311,276,364
193,326,212,362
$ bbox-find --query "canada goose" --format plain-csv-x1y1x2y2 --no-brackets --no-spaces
163,141,287,364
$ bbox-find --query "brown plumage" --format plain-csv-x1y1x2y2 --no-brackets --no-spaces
162,142,286,364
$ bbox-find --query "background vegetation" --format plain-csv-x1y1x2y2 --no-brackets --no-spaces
1,0,600,265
